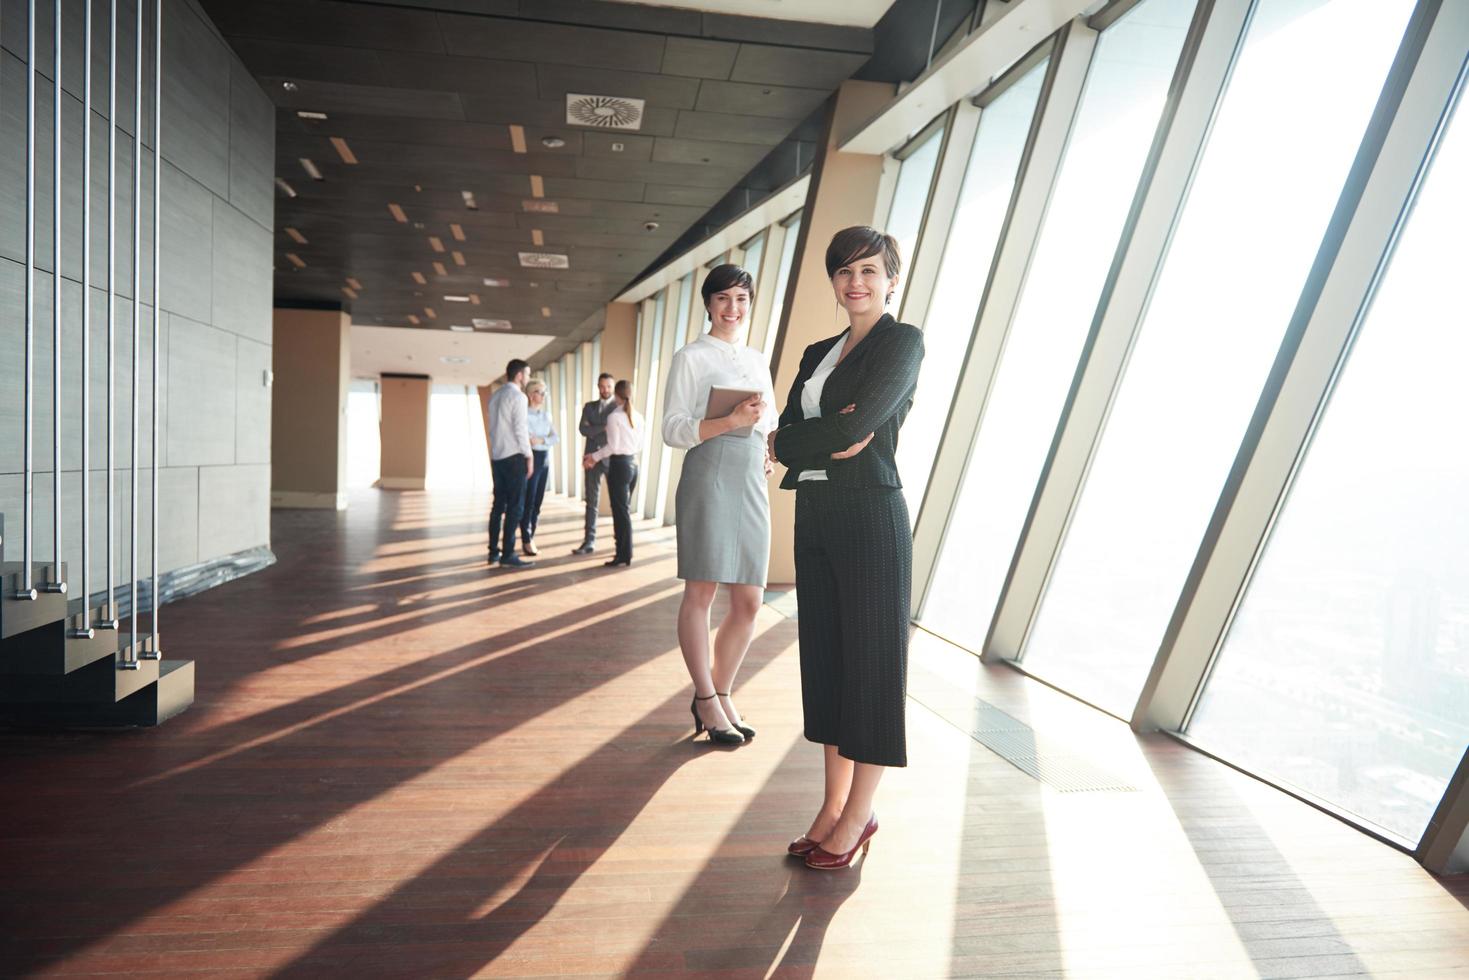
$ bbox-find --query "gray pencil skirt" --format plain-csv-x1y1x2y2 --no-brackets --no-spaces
675,431,770,587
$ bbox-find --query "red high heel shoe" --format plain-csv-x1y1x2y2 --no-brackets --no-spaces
804,814,878,870
787,835,819,857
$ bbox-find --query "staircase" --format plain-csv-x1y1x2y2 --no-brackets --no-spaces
0,514,194,728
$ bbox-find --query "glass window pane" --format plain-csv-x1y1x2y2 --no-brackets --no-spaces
765,214,802,363
654,275,693,521
428,384,492,491
1188,86,1469,845
742,233,766,290
896,59,1048,522
347,380,381,488
635,291,667,513
1020,0,1417,715
920,0,1198,649
886,121,945,315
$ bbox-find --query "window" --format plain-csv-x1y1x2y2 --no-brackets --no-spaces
427,384,492,491
1020,0,1417,716
1187,82,1469,845
894,59,1048,521
764,213,802,363
635,290,667,513
741,232,766,295
885,120,946,315
921,0,1198,652
346,379,381,488
651,275,693,521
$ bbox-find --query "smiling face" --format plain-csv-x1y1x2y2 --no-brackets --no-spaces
597,376,614,400
831,252,898,319
528,386,545,407
706,286,751,334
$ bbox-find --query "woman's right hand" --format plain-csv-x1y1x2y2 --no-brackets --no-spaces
727,395,765,430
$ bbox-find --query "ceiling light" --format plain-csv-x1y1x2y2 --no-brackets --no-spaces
282,81,298,92
461,190,478,211
483,278,509,287
387,203,407,223
330,137,357,164
346,277,362,290
297,110,327,120
529,175,545,198
643,220,660,231
428,236,445,252
284,226,307,244
518,252,569,270
451,251,466,267
432,261,447,276
442,355,470,364
285,252,306,268
341,286,358,299
523,200,558,214
450,223,466,241
274,177,297,198
444,295,470,302
565,93,645,131
540,307,551,318
448,325,473,334
508,125,527,154
531,229,544,246
407,314,420,325
541,136,566,149
469,294,480,305
299,157,323,180
411,271,426,284
423,307,437,320
473,318,512,331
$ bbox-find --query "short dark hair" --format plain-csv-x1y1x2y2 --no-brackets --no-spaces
700,263,755,313
825,226,902,280
506,358,529,381
598,372,614,382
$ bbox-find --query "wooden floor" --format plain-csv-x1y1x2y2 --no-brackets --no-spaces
2,488,1467,979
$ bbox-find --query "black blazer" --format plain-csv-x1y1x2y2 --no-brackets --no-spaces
579,399,611,453
772,314,925,491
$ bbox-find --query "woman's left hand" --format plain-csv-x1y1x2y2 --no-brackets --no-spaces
831,432,874,460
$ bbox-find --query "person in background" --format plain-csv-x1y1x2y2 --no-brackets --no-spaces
573,373,617,555
661,264,777,747
583,380,642,568
519,378,558,556
486,358,536,570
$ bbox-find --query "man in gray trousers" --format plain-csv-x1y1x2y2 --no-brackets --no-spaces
572,373,616,554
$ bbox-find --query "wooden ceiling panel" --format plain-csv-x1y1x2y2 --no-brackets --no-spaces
373,52,542,98
730,43,871,89
651,137,770,170
673,109,800,146
660,37,740,80
580,131,656,162
263,76,465,120
207,0,446,54
439,15,667,73
694,79,833,119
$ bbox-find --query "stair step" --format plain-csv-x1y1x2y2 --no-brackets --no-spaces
0,646,159,704
2,613,120,676
0,659,193,729
1,563,70,640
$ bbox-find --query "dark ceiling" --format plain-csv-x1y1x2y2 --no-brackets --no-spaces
197,0,879,355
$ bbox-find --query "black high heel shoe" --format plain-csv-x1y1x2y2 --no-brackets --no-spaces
690,694,744,745
716,692,755,740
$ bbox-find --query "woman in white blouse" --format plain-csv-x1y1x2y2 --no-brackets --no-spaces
583,380,643,568
661,265,778,746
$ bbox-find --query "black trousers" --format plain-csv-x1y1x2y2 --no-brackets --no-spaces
519,449,550,543
794,483,911,767
488,455,527,558
582,458,607,545
606,455,637,563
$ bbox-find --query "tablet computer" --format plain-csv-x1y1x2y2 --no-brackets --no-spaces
705,385,762,438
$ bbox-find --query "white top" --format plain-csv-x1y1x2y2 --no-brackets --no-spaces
486,380,531,461
591,407,645,462
527,407,558,448
798,334,847,481
661,332,778,450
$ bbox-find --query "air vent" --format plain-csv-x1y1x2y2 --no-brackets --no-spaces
473,318,512,331
566,93,645,131
523,200,559,214
518,252,569,270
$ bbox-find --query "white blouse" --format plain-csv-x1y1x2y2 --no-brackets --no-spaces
797,333,847,481
590,407,645,462
661,332,777,450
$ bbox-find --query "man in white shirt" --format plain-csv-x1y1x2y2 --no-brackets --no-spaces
572,372,616,555
486,359,535,569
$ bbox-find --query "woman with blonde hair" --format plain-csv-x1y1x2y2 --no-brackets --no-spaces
519,379,558,556
583,380,643,567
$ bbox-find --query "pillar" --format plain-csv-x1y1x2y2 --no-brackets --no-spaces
270,308,350,509
378,374,430,490
765,80,895,584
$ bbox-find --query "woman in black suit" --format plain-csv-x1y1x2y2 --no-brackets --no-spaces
770,226,924,871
